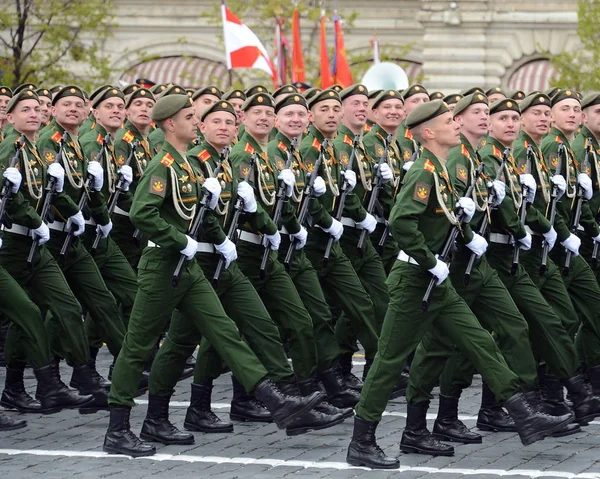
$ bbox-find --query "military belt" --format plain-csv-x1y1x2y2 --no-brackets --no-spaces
341,217,357,228
397,250,419,265
237,230,262,244
146,241,216,254
489,233,511,244
2,224,30,236
113,206,130,217
48,221,66,232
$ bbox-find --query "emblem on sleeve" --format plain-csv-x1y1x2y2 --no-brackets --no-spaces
413,182,431,204
149,176,166,197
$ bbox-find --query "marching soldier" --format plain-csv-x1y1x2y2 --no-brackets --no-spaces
398,84,429,159
0,87,12,142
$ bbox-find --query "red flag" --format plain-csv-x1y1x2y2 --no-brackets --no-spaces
291,9,305,83
320,14,333,89
333,15,353,87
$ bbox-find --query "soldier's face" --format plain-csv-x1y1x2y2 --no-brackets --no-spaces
521,105,551,138
243,106,275,138
551,99,581,135
228,98,244,125
373,99,405,130
94,98,125,130
404,93,429,115
367,98,377,122
457,103,489,138
168,107,198,143
489,111,521,145
193,94,219,121
52,96,86,129
487,93,506,103
276,104,309,138
430,112,461,148
7,99,41,134
200,111,237,149
0,95,10,120
127,98,155,128
310,100,342,136
583,105,600,137
342,94,368,130
38,97,52,124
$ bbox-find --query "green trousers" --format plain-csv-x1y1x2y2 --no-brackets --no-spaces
356,260,520,422
110,211,147,269
370,222,400,275
109,247,267,407
149,254,295,396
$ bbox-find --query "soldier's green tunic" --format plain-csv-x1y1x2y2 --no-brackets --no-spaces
148,127,165,156
109,140,268,407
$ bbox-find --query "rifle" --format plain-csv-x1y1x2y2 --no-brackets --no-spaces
283,139,328,271
323,134,359,267
172,147,227,288
510,146,533,275
259,137,297,279
91,139,139,254
563,140,591,276
59,133,111,261
357,134,392,257
422,161,485,312
27,132,69,269
212,152,257,287
464,148,510,285
0,135,26,227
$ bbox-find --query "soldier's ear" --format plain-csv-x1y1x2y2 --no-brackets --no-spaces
199,121,207,135
308,111,314,123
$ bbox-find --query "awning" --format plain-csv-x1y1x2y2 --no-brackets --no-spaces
508,59,557,93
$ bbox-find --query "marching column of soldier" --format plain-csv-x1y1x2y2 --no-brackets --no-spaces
1,78,600,468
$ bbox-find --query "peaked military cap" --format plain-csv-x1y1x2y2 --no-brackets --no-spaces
275,94,308,114
122,84,139,96
222,89,246,102
519,93,551,113
402,84,428,99
125,87,156,108
192,85,222,101
485,87,506,97
339,84,368,101
135,78,156,88
13,83,37,95
36,88,52,100
201,100,236,122
551,89,580,107
245,85,269,97
89,84,113,102
52,85,86,106
429,91,444,100
372,89,403,109
152,94,193,122
452,93,489,118
405,100,449,129
242,92,275,111
0,86,13,98
490,98,521,115
582,92,600,110
7,88,39,114
92,87,125,108
303,88,322,101
444,94,463,105
459,86,485,96
273,84,298,98
307,88,341,109
292,81,311,91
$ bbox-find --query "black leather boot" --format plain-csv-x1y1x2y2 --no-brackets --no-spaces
1,364,42,413
319,363,360,409
400,402,454,456
184,381,233,433
70,364,110,414
298,376,353,419
339,352,363,391
34,362,94,413
103,407,156,457
0,411,26,431
477,382,516,432
563,375,600,426
140,394,194,445
70,348,110,391
523,390,580,438
504,391,573,446
346,416,399,469
539,369,571,416
432,395,482,444
587,365,600,396
252,378,324,430
229,376,272,422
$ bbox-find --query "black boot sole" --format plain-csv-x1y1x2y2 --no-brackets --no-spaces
0,421,27,431
574,412,599,426
275,393,324,430
432,432,482,444
551,424,581,437
399,444,454,456
286,415,345,437
229,413,273,423
346,455,399,469
0,400,42,414
518,416,574,446
139,432,195,445
103,443,156,457
476,421,516,432
183,421,234,433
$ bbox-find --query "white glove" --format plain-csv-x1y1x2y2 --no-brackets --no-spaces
3,167,22,194
87,161,104,191
47,163,65,193
66,211,85,237
118,165,133,192
278,169,295,197
180,235,198,260
520,173,537,203
466,233,488,258
215,237,237,268
265,231,281,251
577,173,593,200
518,231,532,251
321,218,344,240
428,256,449,286
379,163,393,183
489,180,506,207
0,237,2,249
403,161,414,172
357,213,377,234
96,220,112,238
313,176,326,197
32,222,50,245
290,226,308,250
203,177,222,210
543,227,557,251
342,170,357,191
237,181,257,213
561,233,581,256
551,175,566,200
457,197,476,223
593,233,600,244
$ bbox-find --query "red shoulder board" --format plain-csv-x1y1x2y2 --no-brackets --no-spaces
311,138,321,150
523,140,530,148
197,149,211,162
424,159,436,172
555,136,562,143
244,143,255,155
492,145,502,159
277,141,288,152
123,130,135,144
50,130,62,144
364,124,372,133
404,128,413,140
160,152,174,167
96,133,104,145
343,135,353,146
460,144,470,158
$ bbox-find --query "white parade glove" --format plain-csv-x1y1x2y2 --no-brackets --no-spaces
215,237,237,268
402,161,414,172
278,169,295,197
180,235,199,260
321,218,344,240
47,163,65,193
290,226,308,250
520,173,536,203
265,231,281,251
32,222,50,245
428,256,449,286
543,227,558,251
379,163,393,183
457,197,476,223
489,180,506,207
118,165,133,192
357,213,377,234
237,181,257,213
313,176,326,197
551,175,566,200
3,167,22,194
342,169,357,191
593,233,600,244
66,211,85,237
96,220,113,238
561,233,581,256
0,237,2,249
87,161,104,191
203,177,222,210
465,233,488,258
577,173,593,200
518,231,532,251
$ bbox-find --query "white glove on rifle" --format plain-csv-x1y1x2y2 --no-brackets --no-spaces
96,220,112,238
320,218,343,240
237,181,257,213
342,170,356,192
3,167,22,194
593,233,600,244
291,226,308,250
357,213,377,234
518,231,532,251
379,163,393,183
543,227,557,251
489,180,506,208
428,256,449,286
118,165,133,192
550,175,566,200
403,161,414,172
47,163,65,193
465,233,488,258
520,173,537,203
456,197,476,223
561,233,581,256
87,161,104,191
66,211,85,237
215,237,237,268
278,169,296,197
265,231,281,251
32,222,50,245
577,173,593,200
0,237,2,249
180,235,198,260
312,176,326,197
203,177,222,210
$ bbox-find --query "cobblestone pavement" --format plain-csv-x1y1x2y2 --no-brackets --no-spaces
1,350,599,479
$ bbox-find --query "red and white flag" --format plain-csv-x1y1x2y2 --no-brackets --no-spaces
221,4,276,83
